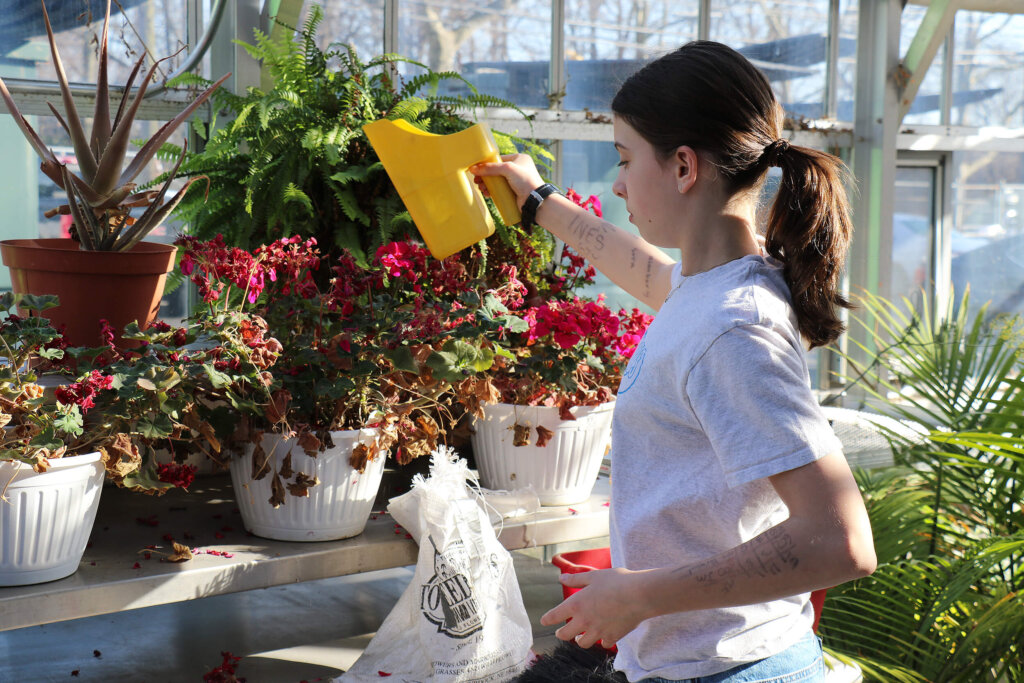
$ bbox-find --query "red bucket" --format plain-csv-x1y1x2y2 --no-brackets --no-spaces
552,547,828,633
551,548,612,600
551,548,617,652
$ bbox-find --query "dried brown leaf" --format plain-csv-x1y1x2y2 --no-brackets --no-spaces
250,442,271,481
265,389,290,424
101,433,142,478
278,452,294,479
269,473,286,508
31,452,51,473
296,431,321,458
349,442,371,473
286,472,319,497
535,425,555,448
162,542,193,563
398,438,432,465
512,423,531,447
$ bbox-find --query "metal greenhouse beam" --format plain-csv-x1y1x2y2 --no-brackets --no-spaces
261,0,305,90
895,0,960,124
210,0,262,97
846,0,902,373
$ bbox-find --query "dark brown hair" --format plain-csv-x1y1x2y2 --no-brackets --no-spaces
612,41,852,348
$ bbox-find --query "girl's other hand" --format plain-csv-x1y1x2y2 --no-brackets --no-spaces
470,153,546,208
539,567,654,650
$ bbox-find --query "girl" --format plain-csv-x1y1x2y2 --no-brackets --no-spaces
472,41,876,683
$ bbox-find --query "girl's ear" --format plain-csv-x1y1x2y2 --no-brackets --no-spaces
673,145,699,194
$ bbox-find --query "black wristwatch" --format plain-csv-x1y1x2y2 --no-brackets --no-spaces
520,183,560,229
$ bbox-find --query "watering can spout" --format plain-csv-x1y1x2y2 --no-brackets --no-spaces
363,119,521,259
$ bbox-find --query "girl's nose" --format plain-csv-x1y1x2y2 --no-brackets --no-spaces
612,175,626,199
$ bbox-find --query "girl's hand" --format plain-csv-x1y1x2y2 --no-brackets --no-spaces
539,567,654,650
470,154,546,208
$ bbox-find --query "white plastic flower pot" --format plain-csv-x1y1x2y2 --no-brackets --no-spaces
471,401,614,506
229,429,385,542
0,452,104,586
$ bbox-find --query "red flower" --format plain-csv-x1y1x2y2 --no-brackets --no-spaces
157,462,197,490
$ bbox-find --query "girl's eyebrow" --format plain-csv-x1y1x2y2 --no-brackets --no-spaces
614,142,627,150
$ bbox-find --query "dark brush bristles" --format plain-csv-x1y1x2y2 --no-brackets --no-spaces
514,642,626,683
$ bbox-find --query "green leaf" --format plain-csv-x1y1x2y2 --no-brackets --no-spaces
203,363,234,389
497,315,529,334
52,410,83,438
383,346,418,374
282,182,314,216
138,413,174,439
29,427,64,451
426,340,495,380
19,294,60,312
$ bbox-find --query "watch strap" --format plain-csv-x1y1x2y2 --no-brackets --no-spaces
520,183,560,229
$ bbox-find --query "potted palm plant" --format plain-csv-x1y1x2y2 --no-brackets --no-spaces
0,0,228,347
817,289,1024,680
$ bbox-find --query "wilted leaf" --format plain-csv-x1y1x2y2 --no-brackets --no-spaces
455,377,500,419
512,423,531,447
196,419,221,453
100,433,142,478
398,438,432,464
286,472,319,497
279,452,294,479
536,425,554,447
349,442,372,473
296,430,320,457
162,541,193,563
31,452,51,473
250,441,271,480
269,472,286,508
265,389,290,424
136,377,157,392
415,414,440,440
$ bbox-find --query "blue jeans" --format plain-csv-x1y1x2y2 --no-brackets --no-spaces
643,632,824,683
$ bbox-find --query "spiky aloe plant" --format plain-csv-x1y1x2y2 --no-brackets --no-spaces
0,0,229,251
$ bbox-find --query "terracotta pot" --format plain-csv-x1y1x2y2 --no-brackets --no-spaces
0,238,176,347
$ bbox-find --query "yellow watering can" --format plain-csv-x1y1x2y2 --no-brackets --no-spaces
363,119,521,259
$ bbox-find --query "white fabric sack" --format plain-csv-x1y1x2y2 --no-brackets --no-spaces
336,448,533,683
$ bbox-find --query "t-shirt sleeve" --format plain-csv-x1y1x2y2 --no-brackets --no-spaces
685,322,843,487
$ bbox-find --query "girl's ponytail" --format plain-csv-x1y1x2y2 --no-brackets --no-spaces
764,144,853,349
613,41,854,350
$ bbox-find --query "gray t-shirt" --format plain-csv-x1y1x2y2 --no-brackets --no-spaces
610,254,843,681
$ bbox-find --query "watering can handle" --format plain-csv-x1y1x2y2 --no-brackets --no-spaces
478,161,522,226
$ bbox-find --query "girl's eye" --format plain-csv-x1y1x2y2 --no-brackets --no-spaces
616,160,628,168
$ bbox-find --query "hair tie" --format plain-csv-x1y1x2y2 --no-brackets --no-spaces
763,138,790,167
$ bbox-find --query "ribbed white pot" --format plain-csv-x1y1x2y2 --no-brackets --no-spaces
0,452,104,586
229,429,385,542
471,401,614,505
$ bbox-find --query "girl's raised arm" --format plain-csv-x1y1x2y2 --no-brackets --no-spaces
472,154,676,310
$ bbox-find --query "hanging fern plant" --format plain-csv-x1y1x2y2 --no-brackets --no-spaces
166,5,552,270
